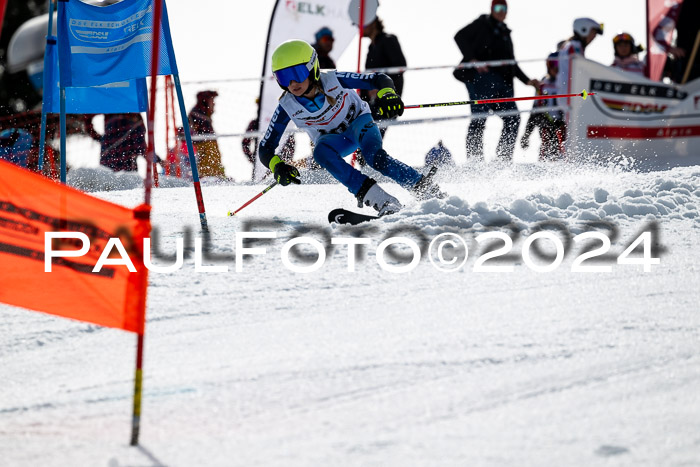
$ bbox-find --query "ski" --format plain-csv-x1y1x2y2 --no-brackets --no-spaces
328,208,379,225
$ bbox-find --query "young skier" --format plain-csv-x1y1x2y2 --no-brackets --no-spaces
258,39,444,216
556,18,603,97
611,32,645,76
520,53,566,161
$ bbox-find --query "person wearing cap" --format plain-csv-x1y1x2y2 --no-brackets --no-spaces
313,27,336,69
521,53,566,161
611,32,645,76
454,0,540,162
188,90,225,178
555,18,603,98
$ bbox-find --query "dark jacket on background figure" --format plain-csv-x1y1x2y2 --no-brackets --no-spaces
454,14,530,87
365,32,407,96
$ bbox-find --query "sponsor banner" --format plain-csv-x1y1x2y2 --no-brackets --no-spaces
57,0,174,87
590,79,687,100
256,0,357,180
600,98,668,114
44,38,148,113
587,124,700,139
567,57,700,166
0,161,150,333
55,79,149,114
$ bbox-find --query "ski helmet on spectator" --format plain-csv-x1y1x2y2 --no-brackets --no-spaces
613,32,644,54
271,40,320,89
546,52,558,69
573,18,604,37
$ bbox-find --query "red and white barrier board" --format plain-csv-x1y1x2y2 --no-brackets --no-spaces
568,57,700,169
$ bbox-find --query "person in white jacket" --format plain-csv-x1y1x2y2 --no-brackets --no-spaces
556,18,604,99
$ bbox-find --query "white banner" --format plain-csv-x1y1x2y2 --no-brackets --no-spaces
255,0,359,180
567,57,700,169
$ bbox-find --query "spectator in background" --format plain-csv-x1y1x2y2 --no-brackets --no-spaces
454,0,539,162
164,126,192,179
362,16,407,136
313,27,336,69
78,114,102,143
242,98,295,173
556,18,603,97
653,0,700,83
188,90,225,177
673,0,700,82
521,53,565,161
425,141,455,168
100,113,145,172
611,32,645,76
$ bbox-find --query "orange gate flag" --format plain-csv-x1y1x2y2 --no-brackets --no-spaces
0,161,150,334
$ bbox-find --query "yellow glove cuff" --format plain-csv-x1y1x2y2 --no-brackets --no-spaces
268,155,282,172
377,87,396,98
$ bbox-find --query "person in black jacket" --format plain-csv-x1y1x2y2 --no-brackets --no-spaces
672,0,700,83
362,17,407,137
454,0,539,161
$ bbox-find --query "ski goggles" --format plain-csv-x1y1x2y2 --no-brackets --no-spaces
493,4,507,13
613,33,634,44
274,63,312,87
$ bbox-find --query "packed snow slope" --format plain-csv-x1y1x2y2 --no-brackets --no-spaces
1,162,699,466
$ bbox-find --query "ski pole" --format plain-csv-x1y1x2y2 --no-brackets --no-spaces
227,180,278,216
404,89,594,110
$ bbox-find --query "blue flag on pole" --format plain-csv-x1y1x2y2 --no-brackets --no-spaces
43,37,148,114
59,80,149,114
57,0,174,88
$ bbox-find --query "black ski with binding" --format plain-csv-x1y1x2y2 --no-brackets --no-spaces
328,208,379,225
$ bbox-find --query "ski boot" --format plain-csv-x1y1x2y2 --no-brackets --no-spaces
356,178,402,216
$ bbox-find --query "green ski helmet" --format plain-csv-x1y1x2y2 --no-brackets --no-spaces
271,40,320,89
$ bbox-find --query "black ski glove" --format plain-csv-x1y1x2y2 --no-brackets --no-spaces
376,88,404,119
270,157,300,186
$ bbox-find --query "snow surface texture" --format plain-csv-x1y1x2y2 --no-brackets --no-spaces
1,162,700,466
